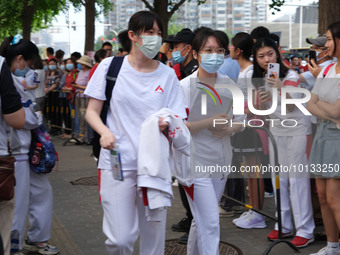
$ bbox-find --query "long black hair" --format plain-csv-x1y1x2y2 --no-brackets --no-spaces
252,37,288,88
128,11,163,35
327,20,340,56
0,36,39,67
231,32,253,60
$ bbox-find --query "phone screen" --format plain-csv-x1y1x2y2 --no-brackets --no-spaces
309,50,317,63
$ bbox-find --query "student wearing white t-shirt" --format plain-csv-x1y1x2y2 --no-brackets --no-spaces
180,28,244,255
0,55,25,255
253,37,315,248
229,32,268,229
0,35,59,255
85,11,186,255
307,22,340,255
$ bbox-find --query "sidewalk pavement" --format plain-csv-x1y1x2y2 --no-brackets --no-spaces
47,137,326,255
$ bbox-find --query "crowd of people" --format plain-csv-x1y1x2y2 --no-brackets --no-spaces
1,9,340,255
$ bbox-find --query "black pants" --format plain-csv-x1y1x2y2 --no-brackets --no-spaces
178,184,193,221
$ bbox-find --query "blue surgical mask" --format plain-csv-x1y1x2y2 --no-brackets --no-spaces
14,65,30,77
77,63,82,70
315,50,327,61
60,64,65,70
49,65,57,71
199,53,225,73
172,45,188,64
66,64,74,71
135,34,162,59
43,65,48,71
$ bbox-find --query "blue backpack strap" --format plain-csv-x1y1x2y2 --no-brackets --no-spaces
323,63,335,78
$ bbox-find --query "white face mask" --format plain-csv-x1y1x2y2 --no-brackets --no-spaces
136,34,162,59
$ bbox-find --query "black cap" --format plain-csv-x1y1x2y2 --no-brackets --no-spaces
164,29,195,45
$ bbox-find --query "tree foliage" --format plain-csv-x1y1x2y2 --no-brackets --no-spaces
68,0,112,54
268,0,286,15
0,0,66,41
141,0,206,39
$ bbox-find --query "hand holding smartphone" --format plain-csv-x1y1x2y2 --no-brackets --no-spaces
309,50,317,65
268,63,280,78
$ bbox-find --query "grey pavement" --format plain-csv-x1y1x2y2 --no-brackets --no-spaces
46,137,326,255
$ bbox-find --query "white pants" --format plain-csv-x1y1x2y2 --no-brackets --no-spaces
27,170,53,242
11,158,53,251
0,199,14,255
186,177,227,255
99,169,167,255
11,159,30,251
269,135,315,239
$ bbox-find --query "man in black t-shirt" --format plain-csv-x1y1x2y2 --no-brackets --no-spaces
165,28,198,81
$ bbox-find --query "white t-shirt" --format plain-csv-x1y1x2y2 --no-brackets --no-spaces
180,71,245,169
301,60,333,91
34,69,46,98
84,56,187,170
265,70,311,136
237,65,254,101
312,62,340,103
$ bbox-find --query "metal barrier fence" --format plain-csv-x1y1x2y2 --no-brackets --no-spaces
44,90,93,146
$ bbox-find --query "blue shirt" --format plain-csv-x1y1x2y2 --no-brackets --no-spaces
218,56,241,83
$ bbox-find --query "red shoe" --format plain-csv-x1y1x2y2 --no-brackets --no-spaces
291,236,314,248
267,230,293,241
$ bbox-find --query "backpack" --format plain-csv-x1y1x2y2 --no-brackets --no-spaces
93,56,125,159
29,125,57,173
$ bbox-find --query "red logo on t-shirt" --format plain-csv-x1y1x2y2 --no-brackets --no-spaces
155,85,164,94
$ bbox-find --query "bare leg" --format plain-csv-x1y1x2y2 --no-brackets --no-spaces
316,178,338,242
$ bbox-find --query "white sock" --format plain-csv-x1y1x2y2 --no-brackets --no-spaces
327,242,340,249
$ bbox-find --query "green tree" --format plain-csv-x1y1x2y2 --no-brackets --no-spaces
168,15,184,36
141,0,206,39
69,0,112,54
0,0,66,40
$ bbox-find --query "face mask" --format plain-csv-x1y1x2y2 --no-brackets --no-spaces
49,65,57,71
199,53,225,73
136,34,162,59
77,63,82,70
60,64,65,70
43,65,48,71
66,64,74,71
172,45,188,64
315,50,327,61
14,65,30,77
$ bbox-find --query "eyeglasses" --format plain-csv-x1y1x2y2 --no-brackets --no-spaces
228,46,235,50
200,47,226,54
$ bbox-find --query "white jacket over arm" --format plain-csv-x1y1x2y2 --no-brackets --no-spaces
137,108,190,221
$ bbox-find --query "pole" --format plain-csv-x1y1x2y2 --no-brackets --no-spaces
289,10,292,49
68,5,72,55
299,5,303,48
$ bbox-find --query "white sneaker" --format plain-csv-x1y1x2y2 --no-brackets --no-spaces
234,211,267,229
310,246,340,255
232,210,251,225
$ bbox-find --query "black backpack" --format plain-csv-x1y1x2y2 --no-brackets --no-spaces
93,56,125,159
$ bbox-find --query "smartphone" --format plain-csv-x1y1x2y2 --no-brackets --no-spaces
268,63,280,78
258,86,267,101
309,50,317,64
